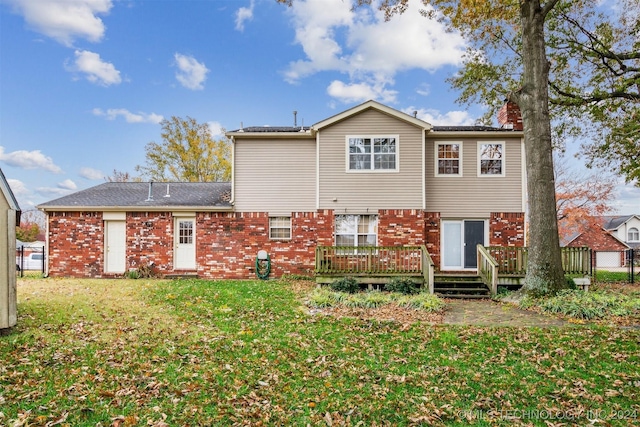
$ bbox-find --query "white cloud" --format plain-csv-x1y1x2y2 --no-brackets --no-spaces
174,53,209,90
79,167,105,180
58,179,77,190
92,108,163,123
327,80,398,104
67,50,121,86
235,0,255,31
0,146,63,173
5,0,112,46
207,121,225,138
416,83,431,97
7,179,28,196
283,0,466,104
405,107,476,126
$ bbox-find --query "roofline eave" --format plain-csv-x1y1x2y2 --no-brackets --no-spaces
38,205,234,213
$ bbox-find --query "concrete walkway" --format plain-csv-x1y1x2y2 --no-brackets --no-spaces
443,299,569,327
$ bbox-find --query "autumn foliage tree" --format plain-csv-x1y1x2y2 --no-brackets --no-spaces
554,156,616,241
136,116,231,182
16,210,46,242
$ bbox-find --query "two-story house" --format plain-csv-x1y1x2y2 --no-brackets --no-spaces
38,100,526,280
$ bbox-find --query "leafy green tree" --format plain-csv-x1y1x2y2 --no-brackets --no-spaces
136,116,231,182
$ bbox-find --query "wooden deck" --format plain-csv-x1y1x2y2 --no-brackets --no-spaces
316,245,592,296
315,245,435,292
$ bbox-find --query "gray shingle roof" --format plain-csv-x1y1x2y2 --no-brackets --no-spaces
38,182,232,210
601,215,634,230
231,125,516,133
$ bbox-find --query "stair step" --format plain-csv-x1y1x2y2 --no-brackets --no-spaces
435,287,488,292
437,293,490,299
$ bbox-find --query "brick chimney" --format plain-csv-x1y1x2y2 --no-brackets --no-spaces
497,101,523,131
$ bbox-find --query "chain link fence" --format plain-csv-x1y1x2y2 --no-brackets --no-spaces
16,245,45,277
592,249,638,284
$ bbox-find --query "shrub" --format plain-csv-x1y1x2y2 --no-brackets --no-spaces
396,293,445,312
343,291,389,308
308,288,339,308
385,277,420,295
330,277,360,294
539,289,635,320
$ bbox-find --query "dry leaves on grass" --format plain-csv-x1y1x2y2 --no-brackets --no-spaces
311,303,444,326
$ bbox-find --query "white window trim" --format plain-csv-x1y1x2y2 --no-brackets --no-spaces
435,141,463,177
477,141,506,177
334,214,378,248
269,216,292,240
628,227,639,242
345,135,399,173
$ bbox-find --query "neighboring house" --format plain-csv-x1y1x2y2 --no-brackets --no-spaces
602,215,640,250
38,100,527,279
563,226,630,269
1,168,21,330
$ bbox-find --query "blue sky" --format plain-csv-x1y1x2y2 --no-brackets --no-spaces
1,0,638,214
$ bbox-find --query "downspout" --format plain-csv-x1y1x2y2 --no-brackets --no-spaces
229,135,236,206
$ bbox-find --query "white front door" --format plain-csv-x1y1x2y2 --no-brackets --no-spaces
174,218,196,269
105,221,126,273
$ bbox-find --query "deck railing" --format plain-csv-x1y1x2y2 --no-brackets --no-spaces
485,246,591,276
315,245,424,274
315,245,434,291
477,244,499,295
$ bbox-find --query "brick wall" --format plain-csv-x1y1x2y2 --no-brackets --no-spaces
48,212,104,277
127,212,173,274
490,212,526,246
47,209,525,279
378,209,425,246
423,212,441,267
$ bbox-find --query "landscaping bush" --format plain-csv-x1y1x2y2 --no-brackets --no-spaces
396,293,446,312
385,276,420,295
343,290,389,308
330,276,360,293
538,289,639,320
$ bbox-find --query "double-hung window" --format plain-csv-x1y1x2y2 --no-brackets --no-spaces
436,142,462,176
335,215,378,248
478,142,505,176
348,136,397,171
629,227,639,242
269,216,291,240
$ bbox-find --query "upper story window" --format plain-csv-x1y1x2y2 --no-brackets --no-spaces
478,142,505,176
436,142,462,176
629,227,639,242
347,136,398,172
269,216,292,240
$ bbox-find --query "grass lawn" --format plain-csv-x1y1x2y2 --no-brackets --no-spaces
1,277,639,426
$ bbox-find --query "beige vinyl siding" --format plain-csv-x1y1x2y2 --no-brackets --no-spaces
426,136,524,217
234,138,316,212
318,109,424,210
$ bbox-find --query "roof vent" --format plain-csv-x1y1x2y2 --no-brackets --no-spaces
293,110,298,127
145,181,154,202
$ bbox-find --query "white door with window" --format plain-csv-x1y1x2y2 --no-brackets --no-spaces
174,217,196,269
105,221,126,273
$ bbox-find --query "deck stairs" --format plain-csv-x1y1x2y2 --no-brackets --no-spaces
434,273,491,299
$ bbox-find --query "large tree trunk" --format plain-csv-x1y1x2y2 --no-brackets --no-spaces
514,0,566,295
